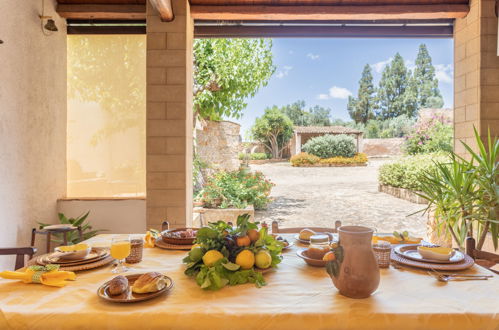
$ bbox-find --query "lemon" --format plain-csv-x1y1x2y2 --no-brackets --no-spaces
235,250,255,270
58,243,88,252
202,250,224,267
255,249,272,269
189,246,204,262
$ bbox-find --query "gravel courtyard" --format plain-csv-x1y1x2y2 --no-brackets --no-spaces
252,159,427,238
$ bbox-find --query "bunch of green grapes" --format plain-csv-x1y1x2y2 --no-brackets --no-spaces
201,237,225,251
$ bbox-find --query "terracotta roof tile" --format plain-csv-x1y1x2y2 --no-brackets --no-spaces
294,126,363,134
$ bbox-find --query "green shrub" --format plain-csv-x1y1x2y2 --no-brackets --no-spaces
197,169,274,210
238,152,270,160
302,134,356,158
378,153,448,191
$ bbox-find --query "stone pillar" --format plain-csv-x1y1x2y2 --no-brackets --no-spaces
454,0,499,157
295,133,301,154
357,133,364,153
146,0,193,229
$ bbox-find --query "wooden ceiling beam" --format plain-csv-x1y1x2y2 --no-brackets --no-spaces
149,0,174,22
56,4,146,20
194,25,454,39
190,4,469,20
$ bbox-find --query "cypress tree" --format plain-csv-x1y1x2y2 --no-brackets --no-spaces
411,44,444,110
376,53,416,119
348,64,376,124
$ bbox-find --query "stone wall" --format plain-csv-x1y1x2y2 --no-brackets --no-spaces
363,138,405,157
196,120,242,172
0,0,67,270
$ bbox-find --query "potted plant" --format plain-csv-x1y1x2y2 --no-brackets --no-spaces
416,128,498,251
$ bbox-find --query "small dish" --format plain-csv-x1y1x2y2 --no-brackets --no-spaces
97,273,174,303
54,245,91,260
417,246,454,261
161,228,199,245
296,249,327,267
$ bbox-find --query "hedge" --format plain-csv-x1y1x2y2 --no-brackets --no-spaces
290,152,367,167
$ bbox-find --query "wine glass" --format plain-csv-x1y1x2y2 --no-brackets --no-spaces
111,236,131,273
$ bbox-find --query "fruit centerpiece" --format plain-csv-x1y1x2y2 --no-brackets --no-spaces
183,215,283,290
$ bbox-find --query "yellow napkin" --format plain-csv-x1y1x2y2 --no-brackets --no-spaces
144,229,160,248
0,264,76,287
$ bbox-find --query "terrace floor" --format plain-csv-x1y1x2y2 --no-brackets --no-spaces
252,159,427,238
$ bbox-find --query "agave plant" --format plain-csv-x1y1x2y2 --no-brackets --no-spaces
416,128,498,251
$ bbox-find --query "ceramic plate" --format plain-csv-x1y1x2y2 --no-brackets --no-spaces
281,241,294,250
43,248,109,265
97,273,174,303
43,224,76,230
296,249,327,267
293,234,311,245
394,244,464,264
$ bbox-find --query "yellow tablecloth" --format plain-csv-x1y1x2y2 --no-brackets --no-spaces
0,234,497,330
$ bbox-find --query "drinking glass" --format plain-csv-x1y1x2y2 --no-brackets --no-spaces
111,236,131,273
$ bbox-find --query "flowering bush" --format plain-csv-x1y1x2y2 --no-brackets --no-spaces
378,153,448,191
290,152,320,166
404,112,453,155
197,169,274,210
319,153,368,165
302,134,356,158
290,152,367,166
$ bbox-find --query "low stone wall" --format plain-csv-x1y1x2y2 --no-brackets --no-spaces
378,184,428,204
293,162,368,167
363,138,405,157
194,205,254,225
247,159,287,165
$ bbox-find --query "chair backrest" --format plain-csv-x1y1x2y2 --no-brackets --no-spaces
0,247,37,270
465,237,499,275
271,220,342,234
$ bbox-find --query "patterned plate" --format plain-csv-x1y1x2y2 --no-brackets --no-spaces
97,273,174,303
394,244,465,264
391,250,474,271
38,248,110,266
155,238,192,250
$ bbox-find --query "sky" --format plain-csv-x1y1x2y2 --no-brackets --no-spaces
231,38,454,138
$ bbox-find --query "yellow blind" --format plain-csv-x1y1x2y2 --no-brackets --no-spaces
67,35,146,197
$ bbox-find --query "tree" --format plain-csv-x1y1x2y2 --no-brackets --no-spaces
251,107,294,159
194,39,275,120
280,100,309,126
348,64,376,124
280,101,331,126
376,53,417,119
308,105,331,126
411,44,444,110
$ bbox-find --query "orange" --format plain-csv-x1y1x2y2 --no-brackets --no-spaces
323,251,336,262
236,235,251,247
247,229,260,243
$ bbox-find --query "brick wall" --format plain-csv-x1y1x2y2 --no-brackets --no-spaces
146,0,194,229
454,0,499,156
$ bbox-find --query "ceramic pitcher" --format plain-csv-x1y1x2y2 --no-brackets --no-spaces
327,225,380,299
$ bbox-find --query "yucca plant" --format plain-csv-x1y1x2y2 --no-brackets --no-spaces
416,128,498,251
459,128,498,250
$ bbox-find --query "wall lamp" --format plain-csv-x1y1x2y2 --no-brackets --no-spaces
39,0,58,35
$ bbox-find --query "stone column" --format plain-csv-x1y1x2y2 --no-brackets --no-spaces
146,0,193,229
357,133,364,153
454,0,499,157
295,133,301,154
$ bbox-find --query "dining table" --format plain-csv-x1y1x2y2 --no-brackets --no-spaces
0,233,498,330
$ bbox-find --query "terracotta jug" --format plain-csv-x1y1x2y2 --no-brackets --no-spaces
327,226,380,299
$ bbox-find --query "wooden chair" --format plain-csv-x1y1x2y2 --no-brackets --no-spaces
271,220,342,234
466,237,499,275
31,226,83,253
0,247,37,270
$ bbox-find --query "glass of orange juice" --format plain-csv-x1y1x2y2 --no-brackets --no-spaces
111,236,131,273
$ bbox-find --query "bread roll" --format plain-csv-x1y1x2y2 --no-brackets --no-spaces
132,272,166,294
108,275,129,296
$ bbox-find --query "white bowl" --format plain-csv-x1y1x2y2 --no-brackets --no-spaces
417,246,454,261
54,246,91,260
